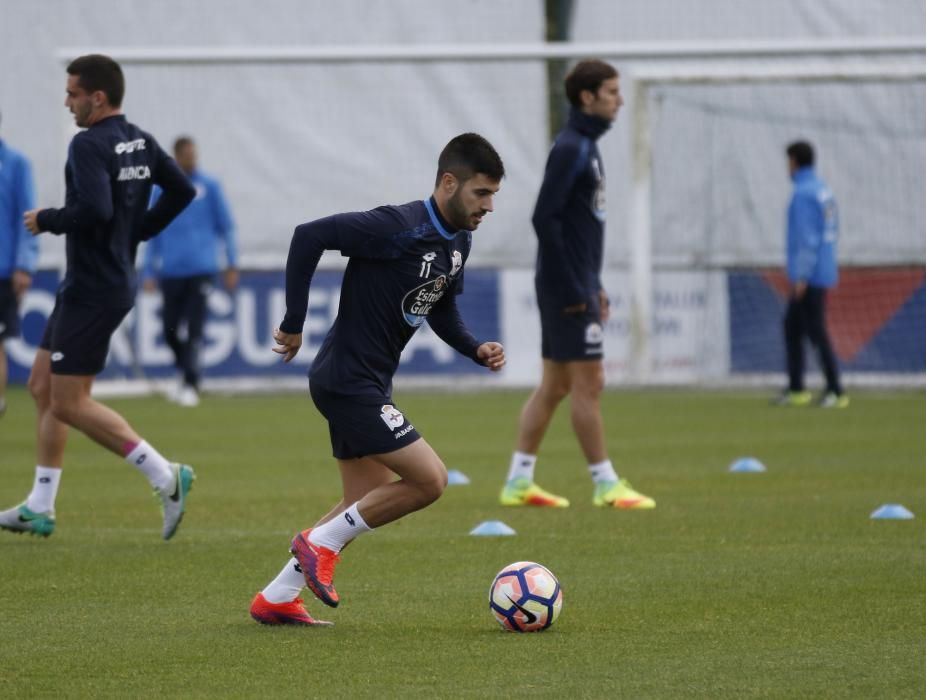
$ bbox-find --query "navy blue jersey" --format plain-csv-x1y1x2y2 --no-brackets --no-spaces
281,197,483,396
37,115,194,307
533,109,611,309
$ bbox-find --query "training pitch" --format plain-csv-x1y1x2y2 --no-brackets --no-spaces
0,387,923,698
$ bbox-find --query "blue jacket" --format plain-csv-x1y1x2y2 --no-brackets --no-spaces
143,169,236,279
787,166,838,288
533,109,611,309
0,140,38,279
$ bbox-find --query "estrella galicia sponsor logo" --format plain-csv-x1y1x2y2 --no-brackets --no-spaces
51,352,65,362
118,165,151,181
379,404,405,431
114,138,146,155
401,275,448,327
344,512,356,527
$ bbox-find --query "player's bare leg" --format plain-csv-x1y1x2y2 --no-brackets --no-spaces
566,359,607,464
2,351,194,539
567,359,655,509
290,440,447,608
500,360,571,507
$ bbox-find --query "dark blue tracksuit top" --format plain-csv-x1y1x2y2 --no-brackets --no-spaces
280,197,484,397
533,109,611,310
36,115,194,308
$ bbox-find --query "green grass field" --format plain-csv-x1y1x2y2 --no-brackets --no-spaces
1,386,924,698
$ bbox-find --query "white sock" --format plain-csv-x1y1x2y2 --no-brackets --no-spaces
25,466,62,513
125,440,174,493
309,502,372,553
507,451,537,483
262,557,305,604
588,459,619,484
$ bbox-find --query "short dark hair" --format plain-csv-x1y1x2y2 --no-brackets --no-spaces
435,133,505,187
786,140,815,168
174,136,195,155
67,54,125,108
565,59,619,107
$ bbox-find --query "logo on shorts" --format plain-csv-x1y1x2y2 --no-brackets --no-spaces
380,404,405,431
585,322,604,346
51,352,65,362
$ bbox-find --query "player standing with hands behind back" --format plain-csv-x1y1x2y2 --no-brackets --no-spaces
250,133,506,626
0,55,196,540
500,60,655,511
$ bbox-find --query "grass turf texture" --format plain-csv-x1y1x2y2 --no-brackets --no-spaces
1,387,924,698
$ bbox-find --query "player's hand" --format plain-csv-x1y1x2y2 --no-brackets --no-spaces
791,281,807,300
23,209,42,235
223,267,239,291
11,270,32,301
477,341,505,371
272,327,302,363
598,289,610,322
142,277,158,293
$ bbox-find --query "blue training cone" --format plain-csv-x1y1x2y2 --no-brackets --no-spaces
469,520,516,536
729,457,766,473
446,469,471,486
870,504,915,520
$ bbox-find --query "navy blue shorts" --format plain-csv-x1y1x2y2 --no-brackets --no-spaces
0,279,20,341
309,382,422,460
39,296,132,375
538,301,604,362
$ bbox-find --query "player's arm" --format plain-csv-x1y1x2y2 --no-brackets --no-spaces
274,216,341,362
786,193,820,298
428,292,505,371
532,139,588,311
30,136,113,235
138,143,195,241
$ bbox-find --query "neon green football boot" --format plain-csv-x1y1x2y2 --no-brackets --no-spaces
500,477,569,507
771,390,813,407
593,479,655,509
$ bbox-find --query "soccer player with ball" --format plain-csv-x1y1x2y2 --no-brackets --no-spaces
250,133,507,626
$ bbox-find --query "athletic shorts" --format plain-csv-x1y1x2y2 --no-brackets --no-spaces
309,382,422,460
0,279,20,341
539,302,604,362
39,296,132,375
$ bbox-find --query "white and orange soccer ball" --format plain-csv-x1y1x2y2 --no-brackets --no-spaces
489,561,563,632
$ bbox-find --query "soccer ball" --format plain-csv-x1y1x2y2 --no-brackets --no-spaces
489,561,563,632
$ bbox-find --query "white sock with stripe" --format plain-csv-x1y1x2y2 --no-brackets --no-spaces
25,466,62,513
506,451,537,483
309,502,372,553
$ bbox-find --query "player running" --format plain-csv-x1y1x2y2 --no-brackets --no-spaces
249,133,506,626
0,54,196,540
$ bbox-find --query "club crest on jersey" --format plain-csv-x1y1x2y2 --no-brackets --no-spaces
401,274,449,327
450,250,463,277
380,404,405,431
